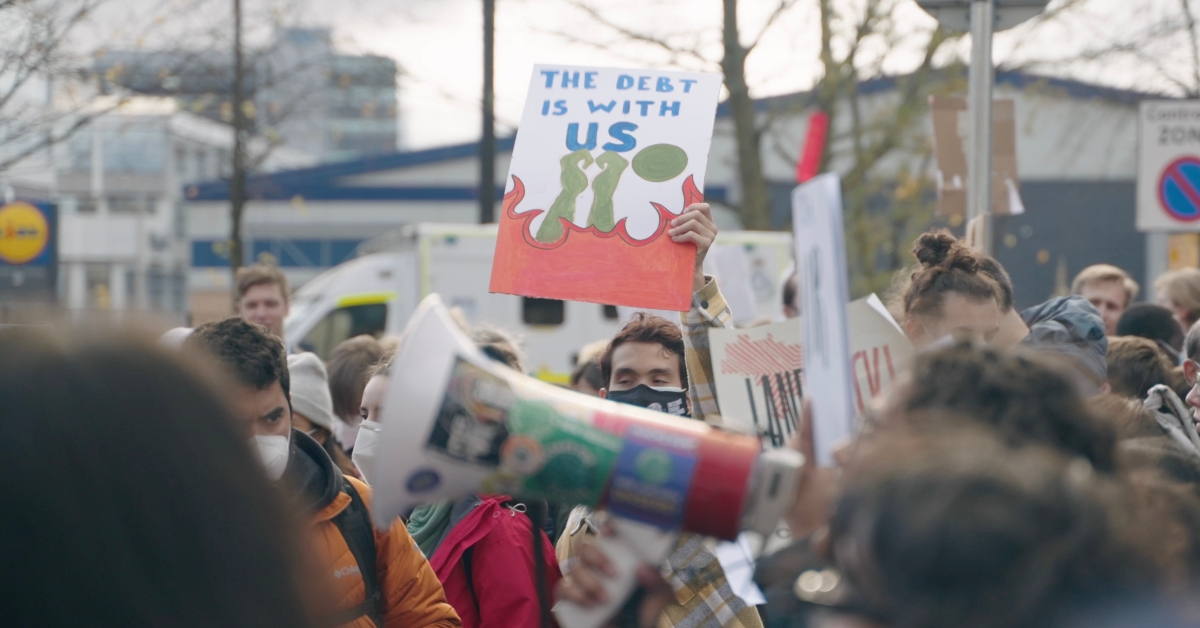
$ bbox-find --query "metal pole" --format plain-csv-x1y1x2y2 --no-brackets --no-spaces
967,0,994,255
479,0,496,224
230,0,247,276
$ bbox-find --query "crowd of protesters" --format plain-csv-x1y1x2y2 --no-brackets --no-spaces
11,201,1200,628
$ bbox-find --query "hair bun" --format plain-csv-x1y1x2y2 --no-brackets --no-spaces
913,230,958,266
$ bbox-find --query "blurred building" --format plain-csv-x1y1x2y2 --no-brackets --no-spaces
94,27,400,162
1,95,314,322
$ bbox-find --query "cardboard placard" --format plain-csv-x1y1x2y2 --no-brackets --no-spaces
930,96,1023,217
489,65,723,311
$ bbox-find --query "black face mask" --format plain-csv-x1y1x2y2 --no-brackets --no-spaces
606,384,689,417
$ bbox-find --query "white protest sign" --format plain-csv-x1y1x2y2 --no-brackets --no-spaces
710,294,914,444
709,319,803,446
489,65,724,311
1137,100,1200,231
792,173,854,466
846,294,914,415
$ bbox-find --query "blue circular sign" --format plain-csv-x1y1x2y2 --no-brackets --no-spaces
1159,156,1200,222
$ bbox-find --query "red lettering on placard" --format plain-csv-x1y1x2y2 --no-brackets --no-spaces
851,344,899,414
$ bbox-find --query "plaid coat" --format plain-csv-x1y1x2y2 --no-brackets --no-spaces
556,277,763,628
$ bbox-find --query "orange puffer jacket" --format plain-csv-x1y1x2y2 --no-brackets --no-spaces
293,431,461,628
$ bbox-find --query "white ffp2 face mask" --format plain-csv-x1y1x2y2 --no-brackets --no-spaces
352,420,382,485
250,434,290,481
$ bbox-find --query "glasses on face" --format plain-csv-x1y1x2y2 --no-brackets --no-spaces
1186,360,1200,388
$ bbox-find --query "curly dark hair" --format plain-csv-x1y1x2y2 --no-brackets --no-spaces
895,338,1117,473
600,313,686,388
830,429,1160,628
186,317,290,399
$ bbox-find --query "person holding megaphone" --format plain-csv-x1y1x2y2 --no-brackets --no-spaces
556,202,767,628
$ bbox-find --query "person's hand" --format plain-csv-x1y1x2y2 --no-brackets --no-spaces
669,203,717,294
555,525,674,628
785,399,837,539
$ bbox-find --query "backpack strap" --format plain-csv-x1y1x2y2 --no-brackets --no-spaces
329,480,384,627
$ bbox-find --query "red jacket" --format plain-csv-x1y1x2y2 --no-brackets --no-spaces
427,496,561,628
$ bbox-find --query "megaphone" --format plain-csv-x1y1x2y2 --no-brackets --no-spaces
369,294,802,542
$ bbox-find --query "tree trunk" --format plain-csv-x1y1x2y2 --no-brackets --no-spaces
229,0,248,296
721,0,771,230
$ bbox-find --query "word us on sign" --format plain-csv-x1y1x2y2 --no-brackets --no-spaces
490,65,722,311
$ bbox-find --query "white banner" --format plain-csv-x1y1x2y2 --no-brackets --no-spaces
791,174,855,466
709,294,913,445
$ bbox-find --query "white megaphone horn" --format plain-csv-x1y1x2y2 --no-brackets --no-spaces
370,294,802,542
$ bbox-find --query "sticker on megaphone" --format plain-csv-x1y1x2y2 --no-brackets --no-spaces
370,294,802,541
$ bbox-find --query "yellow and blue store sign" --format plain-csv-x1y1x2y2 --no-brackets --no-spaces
0,201,53,267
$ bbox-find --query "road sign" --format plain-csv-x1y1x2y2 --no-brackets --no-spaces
1137,100,1200,232
916,0,1050,32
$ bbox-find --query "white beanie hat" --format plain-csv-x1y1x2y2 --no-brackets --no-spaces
287,353,334,432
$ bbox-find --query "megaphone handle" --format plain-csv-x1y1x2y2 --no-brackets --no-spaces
552,517,677,628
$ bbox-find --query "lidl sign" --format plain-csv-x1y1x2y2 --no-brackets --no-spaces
0,201,51,265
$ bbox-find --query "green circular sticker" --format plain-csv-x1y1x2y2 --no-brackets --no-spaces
632,144,688,182
634,449,672,485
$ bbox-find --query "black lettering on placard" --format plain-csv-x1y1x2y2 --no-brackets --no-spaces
1158,126,1200,145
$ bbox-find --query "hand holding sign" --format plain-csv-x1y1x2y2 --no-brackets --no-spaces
668,202,716,293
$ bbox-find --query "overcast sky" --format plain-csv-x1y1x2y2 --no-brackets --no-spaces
82,0,1186,150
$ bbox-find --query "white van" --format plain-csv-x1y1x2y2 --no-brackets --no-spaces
284,223,794,382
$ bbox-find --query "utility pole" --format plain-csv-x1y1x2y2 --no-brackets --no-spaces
479,0,496,224
230,0,248,281
967,0,994,254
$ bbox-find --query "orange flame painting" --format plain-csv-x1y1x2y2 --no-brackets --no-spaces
489,174,702,311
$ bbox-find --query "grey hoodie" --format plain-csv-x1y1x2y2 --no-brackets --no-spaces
1020,296,1108,393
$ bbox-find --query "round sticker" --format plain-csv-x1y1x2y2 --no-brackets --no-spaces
406,468,441,493
0,202,49,264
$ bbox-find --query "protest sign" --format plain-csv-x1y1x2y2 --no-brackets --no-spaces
489,65,723,311
710,320,804,446
792,173,854,466
847,295,913,415
710,294,913,445
371,294,800,543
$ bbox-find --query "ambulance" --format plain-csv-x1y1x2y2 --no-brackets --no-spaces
284,223,794,382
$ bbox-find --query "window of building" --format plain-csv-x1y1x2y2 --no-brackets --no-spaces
300,303,388,360
108,195,141,213
103,127,166,173
522,297,564,326
602,304,619,320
